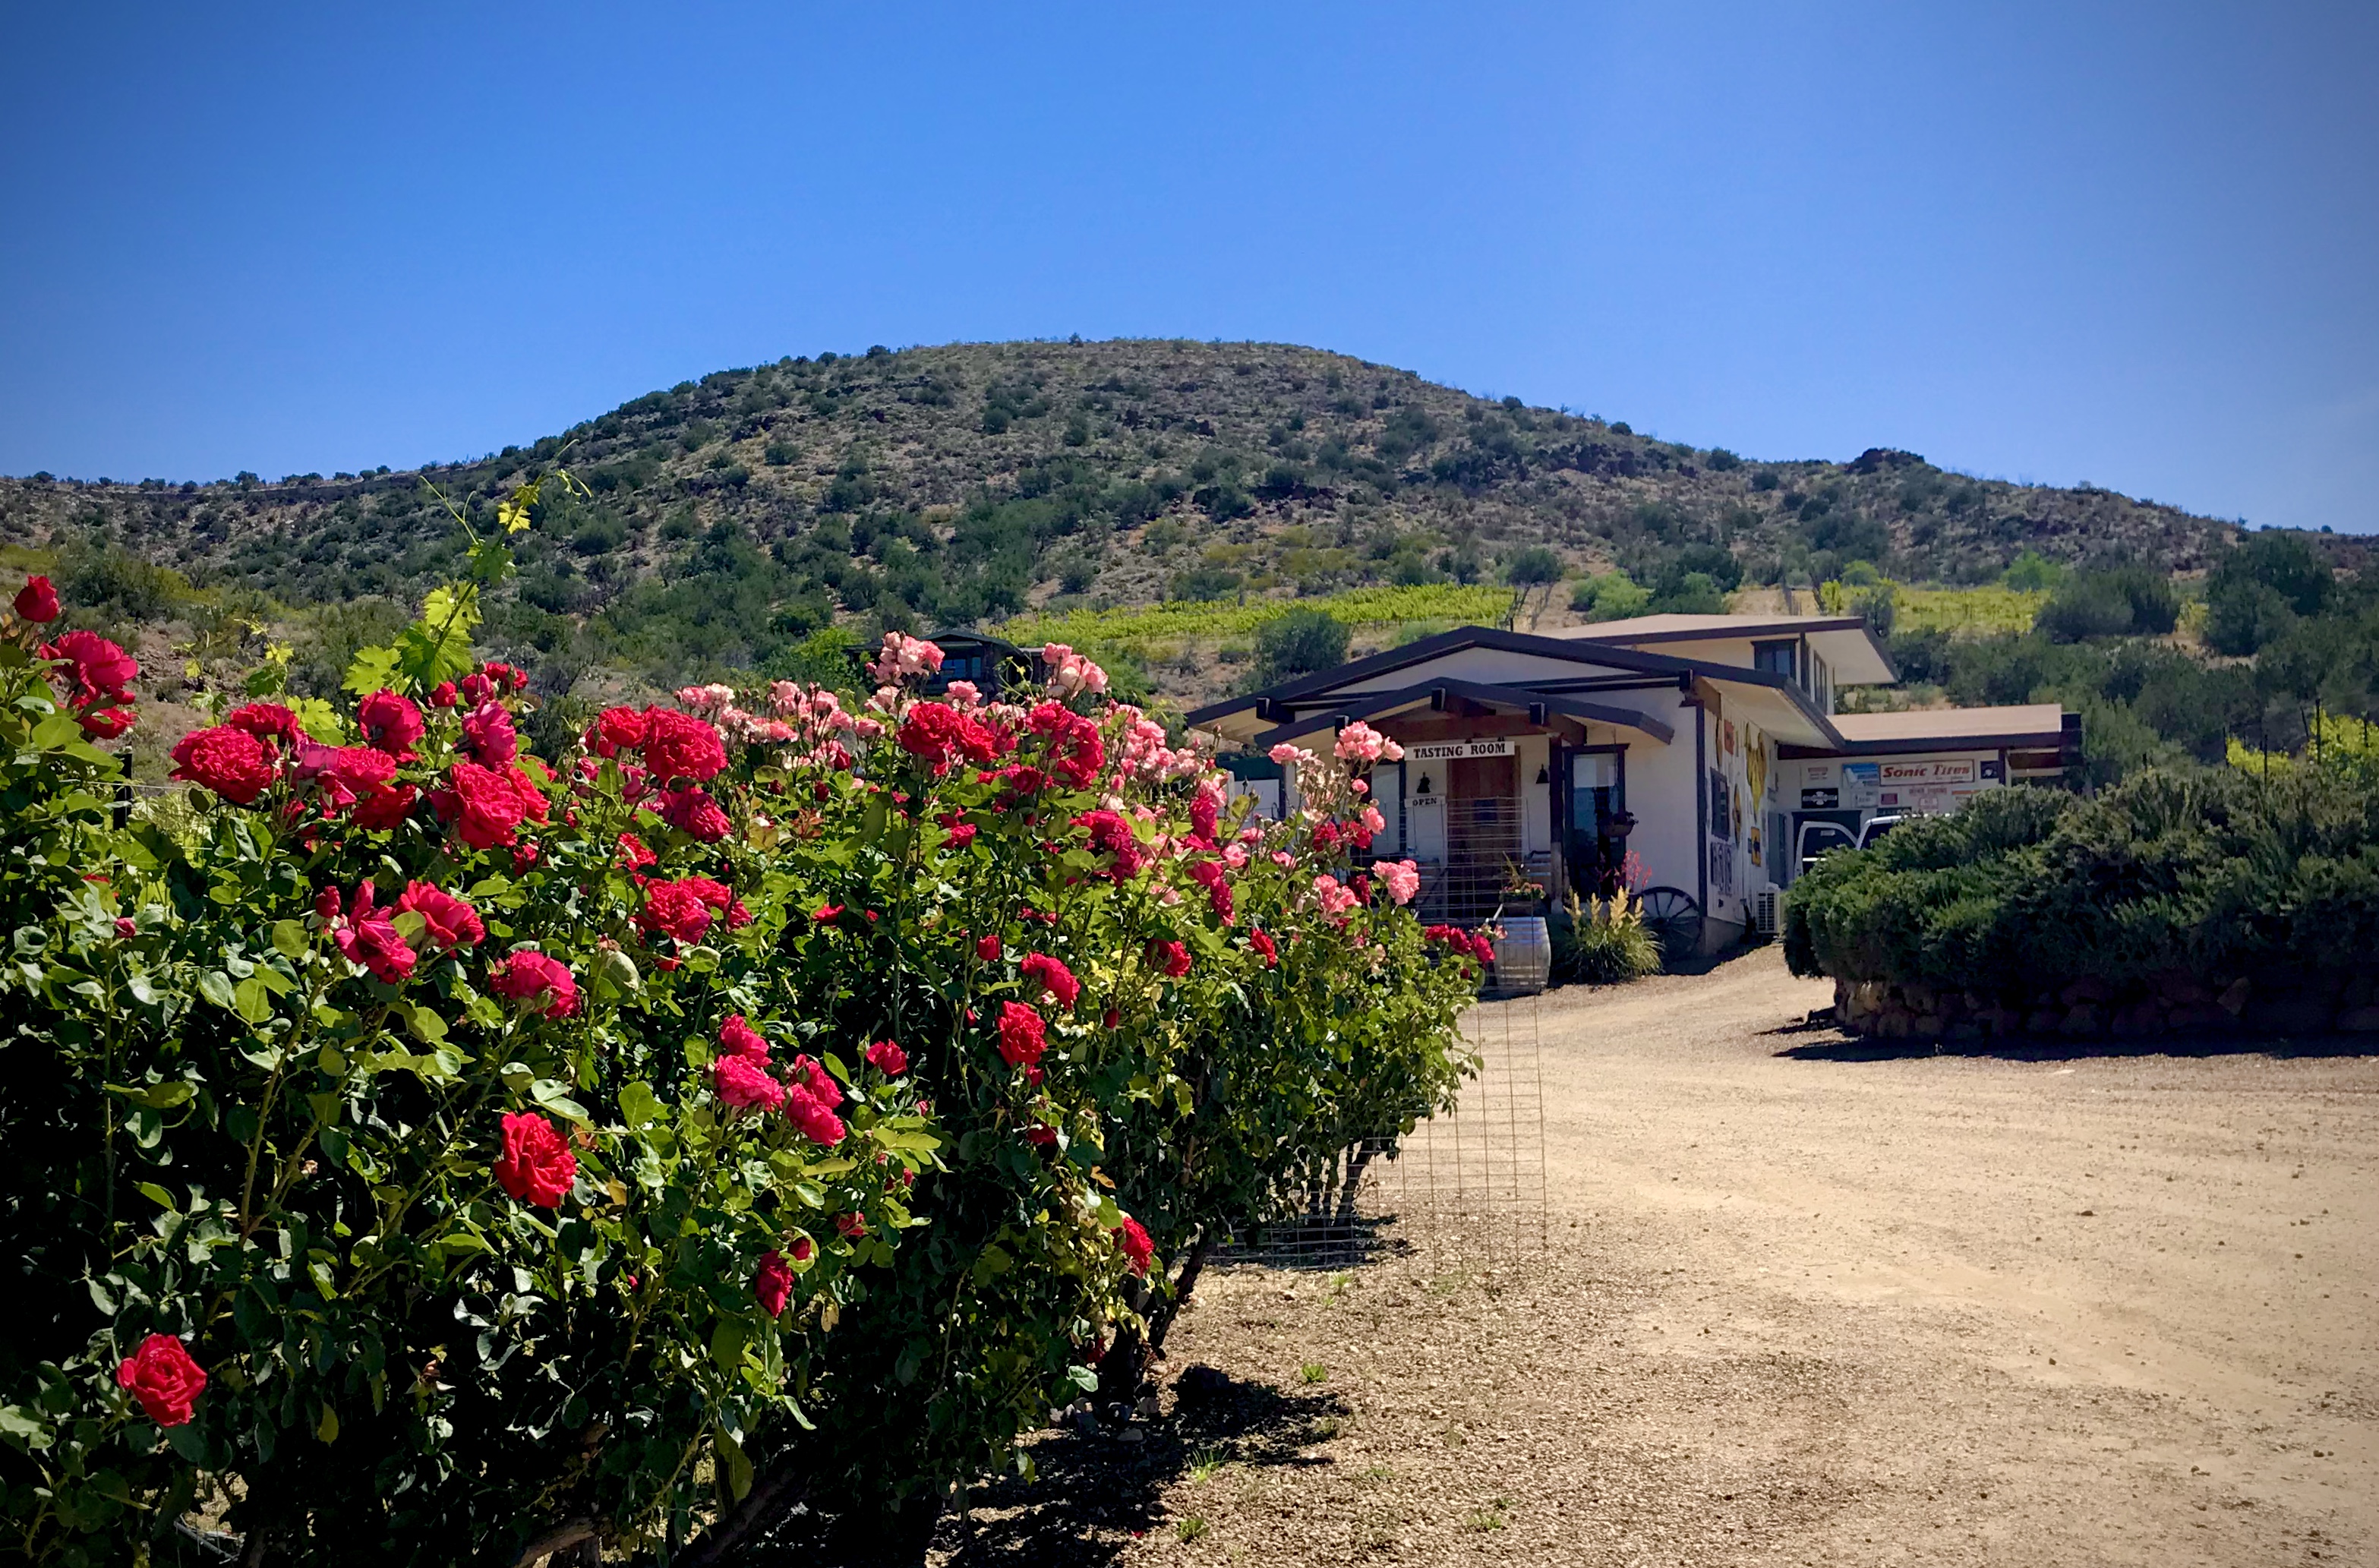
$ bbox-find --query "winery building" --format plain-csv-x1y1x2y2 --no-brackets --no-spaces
1188,614,2079,952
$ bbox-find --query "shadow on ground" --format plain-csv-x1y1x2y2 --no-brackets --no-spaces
930,1368,1348,1566
1769,1025,2379,1065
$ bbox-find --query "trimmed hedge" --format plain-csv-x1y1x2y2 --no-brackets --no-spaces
1784,769,2379,1000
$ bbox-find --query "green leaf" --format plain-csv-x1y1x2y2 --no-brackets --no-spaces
195,970,236,1011
618,1081,666,1130
232,975,273,1024
710,1319,748,1375
1066,1365,1100,1393
715,1427,754,1501
316,1404,340,1443
108,1080,194,1109
342,645,402,698
860,793,889,842
403,1003,448,1046
0,1403,50,1450
134,1183,177,1210
528,1079,588,1124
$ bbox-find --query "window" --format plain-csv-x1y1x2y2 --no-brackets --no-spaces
1752,639,1797,680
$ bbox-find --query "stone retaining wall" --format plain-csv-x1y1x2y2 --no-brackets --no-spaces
1834,969,2379,1042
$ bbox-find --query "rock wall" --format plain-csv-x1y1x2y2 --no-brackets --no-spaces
1834,969,2379,1042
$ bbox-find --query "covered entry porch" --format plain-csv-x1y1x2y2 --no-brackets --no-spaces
1227,679,1677,925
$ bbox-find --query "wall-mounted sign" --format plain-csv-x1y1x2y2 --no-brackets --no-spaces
1800,787,1839,809
1879,759,1977,786
1402,737,1517,762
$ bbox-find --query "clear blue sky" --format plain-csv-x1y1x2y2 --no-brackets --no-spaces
4,2,2372,533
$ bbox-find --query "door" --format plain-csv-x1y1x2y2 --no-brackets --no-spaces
1566,749,1627,898
1445,754,1520,920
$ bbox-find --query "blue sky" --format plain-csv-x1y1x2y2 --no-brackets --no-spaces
3,2,2372,533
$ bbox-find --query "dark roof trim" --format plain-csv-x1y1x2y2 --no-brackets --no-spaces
1776,727,2070,759
1572,616,1899,683
1188,625,1836,743
1246,678,1677,750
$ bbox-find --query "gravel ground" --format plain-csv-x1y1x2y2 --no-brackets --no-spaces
934,946,2379,1566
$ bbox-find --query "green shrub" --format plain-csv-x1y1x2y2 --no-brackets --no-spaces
1551,892,1661,984
1782,769,2379,993
2036,566,2179,642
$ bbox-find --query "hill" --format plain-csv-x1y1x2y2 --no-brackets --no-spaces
0,337,2247,718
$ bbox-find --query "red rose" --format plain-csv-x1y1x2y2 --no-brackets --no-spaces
431,761,530,849
77,704,137,740
350,783,417,830
719,1014,770,1061
789,1235,816,1262
331,880,415,983
809,904,845,923
459,701,518,766
357,689,424,758
715,1053,787,1112
587,705,648,759
1026,701,1104,789
41,629,138,705
1024,1124,1059,1147
754,1249,794,1317
226,702,305,745
1187,859,1234,925
169,725,279,804
488,951,577,1018
13,575,59,623
396,880,482,951
657,786,731,842
996,1001,1046,1068
835,1212,868,1240
639,708,727,784
897,702,1003,775
616,832,657,872
494,1110,576,1206
1021,953,1080,1009
431,680,458,708
1151,940,1192,979
459,672,495,706
791,1054,841,1109
785,1083,845,1146
976,933,1002,962
639,880,714,945
1249,928,1279,968
1073,809,1148,881
1114,1216,1153,1277
866,1038,908,1075
115,1333,206,1427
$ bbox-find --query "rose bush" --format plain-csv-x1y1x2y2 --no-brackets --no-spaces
0,487,1475,1566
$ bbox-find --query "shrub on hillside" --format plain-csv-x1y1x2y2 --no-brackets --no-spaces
2036,566,2179,642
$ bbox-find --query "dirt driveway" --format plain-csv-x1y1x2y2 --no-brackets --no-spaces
941,947,2379,1566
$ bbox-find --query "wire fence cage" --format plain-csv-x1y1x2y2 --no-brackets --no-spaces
1218,993,1547,1273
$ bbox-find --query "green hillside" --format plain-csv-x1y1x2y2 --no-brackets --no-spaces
2,339,2235,666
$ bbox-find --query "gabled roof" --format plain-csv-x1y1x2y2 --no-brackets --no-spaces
1188,625,1845,748
1545,612,1896,685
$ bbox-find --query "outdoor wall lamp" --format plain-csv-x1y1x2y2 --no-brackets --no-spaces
1416,774,1434,795
1535,764,1551,784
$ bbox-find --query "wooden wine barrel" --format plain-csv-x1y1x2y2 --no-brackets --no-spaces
1489,916,1551,994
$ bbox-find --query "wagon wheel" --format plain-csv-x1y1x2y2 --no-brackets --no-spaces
1633,885,1703,965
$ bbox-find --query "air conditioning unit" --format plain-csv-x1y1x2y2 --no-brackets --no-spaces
1752,887,1781,938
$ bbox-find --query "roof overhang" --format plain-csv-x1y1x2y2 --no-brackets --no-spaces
1189,625,1845,750
1242,677,1677,750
